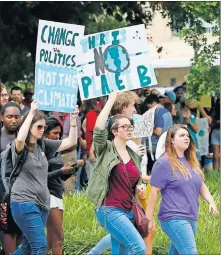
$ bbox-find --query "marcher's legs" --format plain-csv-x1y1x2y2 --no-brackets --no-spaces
11,201,49,255
96,206,146,255
1,203,22,255
87,234,111,255
211,129,220,170
2,233,17,255
212,144,220,170
160,218,197,255
138,185,156,255
47,208,64,255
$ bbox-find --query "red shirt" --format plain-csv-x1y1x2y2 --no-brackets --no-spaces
103,159,140,211
85,110,98,156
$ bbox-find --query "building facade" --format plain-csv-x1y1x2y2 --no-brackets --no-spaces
147,11,219,87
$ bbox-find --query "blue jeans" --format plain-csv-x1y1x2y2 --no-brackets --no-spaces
160,217,198,255
87,234,111,255
10,201,49,255
96,206,146,255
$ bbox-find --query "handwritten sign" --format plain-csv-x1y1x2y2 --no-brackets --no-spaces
76,25,157,100
132,105,157,138
34,20,85,112
133,118,152,138
197,118,209,156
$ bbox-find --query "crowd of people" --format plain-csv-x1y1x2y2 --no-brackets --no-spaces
0,80,219,255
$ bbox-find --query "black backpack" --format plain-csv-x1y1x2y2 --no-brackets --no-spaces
0,143,28,203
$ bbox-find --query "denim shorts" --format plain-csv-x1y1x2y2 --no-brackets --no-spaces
211,129,220,145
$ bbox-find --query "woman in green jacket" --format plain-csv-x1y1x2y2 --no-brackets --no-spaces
86,93,146,255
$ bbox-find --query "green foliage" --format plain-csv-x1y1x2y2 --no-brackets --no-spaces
62,171,220,255
154,1,220,33
0,1,153,84
181,2,220,24
1,1,220,94
178,2,220,98
0,46,34,87
85,9,129,35
185,56,220,99
151,1,220,97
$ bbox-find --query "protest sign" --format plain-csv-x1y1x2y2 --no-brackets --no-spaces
132,105,157,138
197,118,209,156
199,95,211,108
132,117,152,138
34,20,85,112
76,24,157,100
155,131,167,160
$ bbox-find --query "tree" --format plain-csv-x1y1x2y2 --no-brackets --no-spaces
179,2,220,98
153,1,220,97
0,1,156,85
85,9,129,34
1,1,219,96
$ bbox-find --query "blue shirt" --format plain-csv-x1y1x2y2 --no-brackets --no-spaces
152,106,173,153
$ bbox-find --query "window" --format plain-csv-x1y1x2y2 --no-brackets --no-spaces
170,78,176,86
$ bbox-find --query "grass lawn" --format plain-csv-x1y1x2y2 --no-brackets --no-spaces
63,171,220,254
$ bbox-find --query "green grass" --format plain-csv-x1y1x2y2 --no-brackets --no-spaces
62,171,220,255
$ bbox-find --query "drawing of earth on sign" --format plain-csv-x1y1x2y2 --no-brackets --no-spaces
103,45,130,73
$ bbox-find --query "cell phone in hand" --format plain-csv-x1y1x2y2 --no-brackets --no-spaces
67,161,78,169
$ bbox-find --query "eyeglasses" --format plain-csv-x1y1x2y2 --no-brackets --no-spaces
117,124,134,131
1,94,9,98
32,124,48,131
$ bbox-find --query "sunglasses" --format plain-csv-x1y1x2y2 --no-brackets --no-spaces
32,124,48,131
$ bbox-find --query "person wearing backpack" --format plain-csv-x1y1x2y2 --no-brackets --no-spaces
0,102,22,255
10,101,79,255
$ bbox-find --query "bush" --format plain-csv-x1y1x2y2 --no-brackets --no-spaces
62,171,220,255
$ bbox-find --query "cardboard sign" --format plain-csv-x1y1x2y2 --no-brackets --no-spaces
76,24,157,100
199,95,211,108
132,105,157,138
34,20,85,112
133,118,152,138
197,118,209,156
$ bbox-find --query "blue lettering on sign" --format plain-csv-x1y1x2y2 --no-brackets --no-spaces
111,31,120,45
101,74,111,95
81,77,91,98
137,65,151,87
80,29,127,53
115,72,125,90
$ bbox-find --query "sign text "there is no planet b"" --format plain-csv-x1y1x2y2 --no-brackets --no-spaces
76,24,157,100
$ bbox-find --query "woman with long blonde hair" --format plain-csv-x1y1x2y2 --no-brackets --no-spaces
146,124,218,255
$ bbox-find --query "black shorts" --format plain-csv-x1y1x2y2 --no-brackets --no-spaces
0,202,21,236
